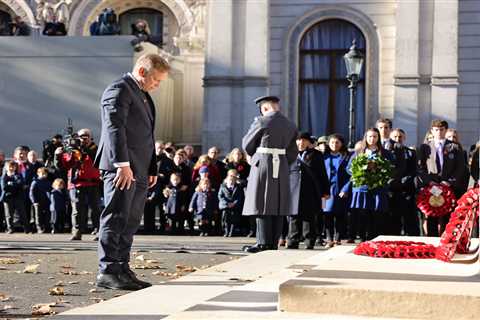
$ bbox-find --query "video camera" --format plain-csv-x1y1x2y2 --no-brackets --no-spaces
62,118,82,153
42,118,82,164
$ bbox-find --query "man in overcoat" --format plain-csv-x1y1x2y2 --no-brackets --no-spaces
94,54,170,290
242,96,298,253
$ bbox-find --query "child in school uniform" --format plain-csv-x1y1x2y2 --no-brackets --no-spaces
218,169,244,237
50,178,68,233
163,172,188,234
348,128,394,242
323,134,352,247
1,161,28,233
189,177,217,236
29,167,52,233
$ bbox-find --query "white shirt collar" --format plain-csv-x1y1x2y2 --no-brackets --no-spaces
128,73,142,90
434,139,445,148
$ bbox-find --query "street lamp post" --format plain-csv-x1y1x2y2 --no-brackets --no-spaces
343,40,364,150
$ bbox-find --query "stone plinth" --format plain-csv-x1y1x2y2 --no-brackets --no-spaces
279,236,480,320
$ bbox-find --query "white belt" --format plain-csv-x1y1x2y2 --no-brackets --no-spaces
256,147,286,179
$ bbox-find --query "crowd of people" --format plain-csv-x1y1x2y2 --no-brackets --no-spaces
0,118,478,247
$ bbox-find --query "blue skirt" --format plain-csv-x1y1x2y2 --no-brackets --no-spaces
350,186,388,212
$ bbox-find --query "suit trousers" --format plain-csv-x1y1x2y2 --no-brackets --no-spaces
98,171,148,274
256,215,283,247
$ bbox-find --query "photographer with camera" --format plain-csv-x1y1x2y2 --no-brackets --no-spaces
55,128,101,241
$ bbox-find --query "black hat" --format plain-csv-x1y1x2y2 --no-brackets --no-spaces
254,95,280,106
297,131,314,143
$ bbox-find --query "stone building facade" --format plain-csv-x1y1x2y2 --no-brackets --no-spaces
0,0,478,154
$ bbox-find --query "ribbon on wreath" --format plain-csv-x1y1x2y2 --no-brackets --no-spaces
416,183,456,218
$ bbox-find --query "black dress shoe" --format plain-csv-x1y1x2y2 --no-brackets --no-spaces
286,242,299,249
96,273,143,291
123,269,152,288
242,244,267,253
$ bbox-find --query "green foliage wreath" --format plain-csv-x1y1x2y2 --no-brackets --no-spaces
350,153,393,190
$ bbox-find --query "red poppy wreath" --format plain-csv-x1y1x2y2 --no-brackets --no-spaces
416,183,456,218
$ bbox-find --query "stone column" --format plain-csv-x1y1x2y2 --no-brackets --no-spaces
240,0,269,144
393,0,420,146
202,0,233,152
430,0,459,128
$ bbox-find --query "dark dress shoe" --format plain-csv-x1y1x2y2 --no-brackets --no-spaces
242,244,267,253
286,242,299,249
124,269,152,288
96,273,143,291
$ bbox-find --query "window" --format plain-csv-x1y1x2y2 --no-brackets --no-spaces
299,19,366,139
119,8,163,45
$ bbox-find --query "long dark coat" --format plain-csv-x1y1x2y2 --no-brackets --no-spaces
289,148,330,216
242,111,298,216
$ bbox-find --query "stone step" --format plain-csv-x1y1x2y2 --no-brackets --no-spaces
55,249,321,319
279,236,480,320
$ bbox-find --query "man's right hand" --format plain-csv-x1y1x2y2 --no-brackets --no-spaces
113,166,136,191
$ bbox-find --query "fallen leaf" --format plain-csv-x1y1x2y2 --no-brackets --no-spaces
80,271,93,275
23,264,40,274
176,265,197,272
61,264,73,269
56,298,70,304
48,276,55,280
32,302,56,316
3,304,14,310
68,281,79,285
60,269,79,275
0,266,7,270
87,281,95,286
89,288,101,293
135,255,145,262
0,293,9,301
0,257,22,264
90,297,104,303
48,287,65,296
113,294,122,297
55,281,64,287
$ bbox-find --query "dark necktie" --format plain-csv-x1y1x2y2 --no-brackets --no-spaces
436,147,442,173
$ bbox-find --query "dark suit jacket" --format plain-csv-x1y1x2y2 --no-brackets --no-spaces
95,74,157,178
416,140,467,197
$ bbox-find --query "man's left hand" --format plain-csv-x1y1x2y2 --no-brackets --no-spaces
148,175,158,189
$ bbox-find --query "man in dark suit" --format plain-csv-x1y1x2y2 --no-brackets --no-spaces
416,119,467,236
94,54,170,290
376,118,407,234
242,96,298,253
287,132,330,249
389,128,419,236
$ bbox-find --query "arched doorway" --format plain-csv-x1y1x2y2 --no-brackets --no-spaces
0,9,12,35
119,8,163,45
298,19,366,139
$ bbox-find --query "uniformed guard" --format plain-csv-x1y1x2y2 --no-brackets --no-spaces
242,96,298,253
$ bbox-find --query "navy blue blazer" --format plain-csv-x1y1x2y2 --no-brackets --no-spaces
94,74,157,178
323,152,352,213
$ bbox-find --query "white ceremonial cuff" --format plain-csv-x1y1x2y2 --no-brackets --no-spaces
113,162,130,168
